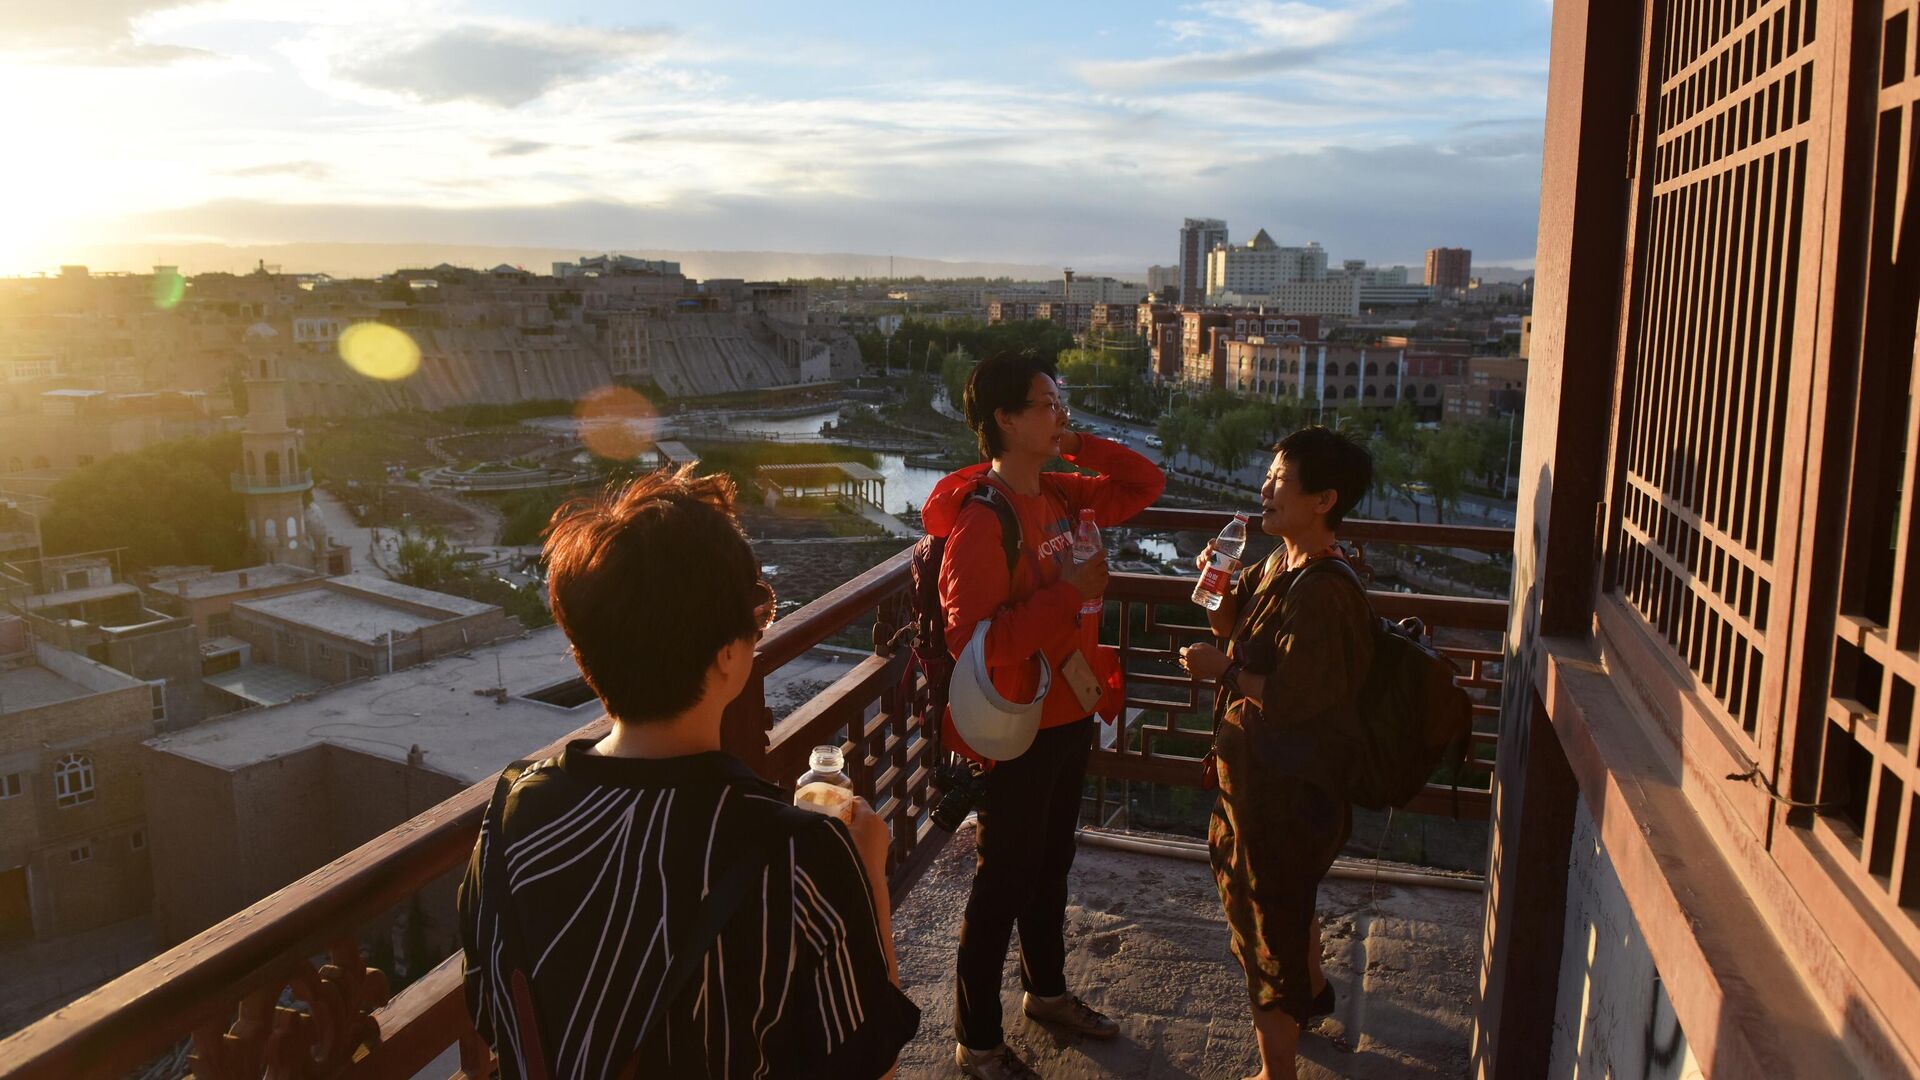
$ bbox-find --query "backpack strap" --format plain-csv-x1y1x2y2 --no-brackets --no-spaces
633,812,805,1054
1286,552,1372,614
965,482,1023,576
480,759,554,1080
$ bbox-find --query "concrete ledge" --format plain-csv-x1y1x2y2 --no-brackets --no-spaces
1538,636,1858,1078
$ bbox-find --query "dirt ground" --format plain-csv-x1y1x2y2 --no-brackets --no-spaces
892,828,1481,1079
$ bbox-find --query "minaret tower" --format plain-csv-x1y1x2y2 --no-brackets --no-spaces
236,323,318,569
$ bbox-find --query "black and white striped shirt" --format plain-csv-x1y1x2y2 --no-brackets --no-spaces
458,742,919,1079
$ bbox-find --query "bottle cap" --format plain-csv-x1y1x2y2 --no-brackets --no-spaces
1080,508,1096,520
809,745,844,774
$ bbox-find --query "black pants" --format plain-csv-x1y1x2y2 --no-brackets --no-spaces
954,717,1096,1051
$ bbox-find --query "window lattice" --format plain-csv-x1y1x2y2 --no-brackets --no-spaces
1616,0,1821,745
54,754,94,808
1815,0,1920,922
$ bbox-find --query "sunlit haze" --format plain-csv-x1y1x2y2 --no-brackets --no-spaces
1,0,1550,276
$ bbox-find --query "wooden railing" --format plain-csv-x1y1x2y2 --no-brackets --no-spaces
0,508,1510,1080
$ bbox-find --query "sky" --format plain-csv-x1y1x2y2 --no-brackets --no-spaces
0,0,1554,275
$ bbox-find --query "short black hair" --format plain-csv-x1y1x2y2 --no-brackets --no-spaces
963,351,1057,461
1275,426,1373,528
543,465,762,723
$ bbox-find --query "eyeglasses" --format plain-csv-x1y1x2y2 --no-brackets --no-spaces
1025,399,1070,417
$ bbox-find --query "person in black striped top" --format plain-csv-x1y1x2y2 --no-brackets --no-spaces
458,466,920,1079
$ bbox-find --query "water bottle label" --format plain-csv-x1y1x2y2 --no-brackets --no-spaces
1198,553,1237,596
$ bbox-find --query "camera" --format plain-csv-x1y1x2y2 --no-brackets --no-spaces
930,760,989,831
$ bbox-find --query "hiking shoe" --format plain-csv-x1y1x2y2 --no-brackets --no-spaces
956,1042,1043,1079
1022,991,1120,1039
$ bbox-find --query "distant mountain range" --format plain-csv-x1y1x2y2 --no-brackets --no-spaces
30,241,1533,287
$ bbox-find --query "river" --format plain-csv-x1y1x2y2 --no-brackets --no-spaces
533,407,951,517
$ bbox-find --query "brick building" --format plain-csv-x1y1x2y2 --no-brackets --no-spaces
1174,309,1323,389
140,628,591,947
1443,357,1529,423
1134,303,1183,382
1222,339,1470,411
0,617,160,944
144,563,326,642
14,580,203,731
1424,246,1472,289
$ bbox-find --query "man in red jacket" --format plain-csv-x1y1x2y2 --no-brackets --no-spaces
921,351,1166,1078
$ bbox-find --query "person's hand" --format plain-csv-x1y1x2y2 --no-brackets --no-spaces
1058,430,1083,457
847,796,891,877
1179,642,1231,681
1194,540,1218,574
1060,548,1109,600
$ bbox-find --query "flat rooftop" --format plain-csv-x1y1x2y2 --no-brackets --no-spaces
147,564,321,601
203,662,331,708
150,629,867,783
892,830,1482,1078
326,574,494,616
237,590,441,643
17,583,139,611
233,578,491,645
0,665,96,714
151,628,584,780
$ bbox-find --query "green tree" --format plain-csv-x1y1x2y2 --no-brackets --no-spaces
1202,406,1269,474
41,433,248,569
1365,406,1421,517
1416,425,1479,524
941,351,976,413
393,525,469,589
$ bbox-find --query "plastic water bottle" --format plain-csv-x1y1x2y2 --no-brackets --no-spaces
1191,513,1249,611
794,746,856,823
1072,509,1104,617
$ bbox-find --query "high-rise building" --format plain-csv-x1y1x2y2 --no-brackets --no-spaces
1424,247,1473,289
1178,218,1228,304
1205,231,1328,301
1146,265,1181,298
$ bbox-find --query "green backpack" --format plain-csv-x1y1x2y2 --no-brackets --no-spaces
1298,559,1477,812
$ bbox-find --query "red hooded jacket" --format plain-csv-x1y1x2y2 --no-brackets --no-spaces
922,434,1166,753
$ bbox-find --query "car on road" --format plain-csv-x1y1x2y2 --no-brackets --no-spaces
1145,434,1164,449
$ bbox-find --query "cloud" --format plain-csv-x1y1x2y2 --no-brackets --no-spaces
490,140,551,158
1079,45,1322,89
330,23,671,107
1,0,217,65
105,133,1543,268
1080,0,1399,88
224,160,334,180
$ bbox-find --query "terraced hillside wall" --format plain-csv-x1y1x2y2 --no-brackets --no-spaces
270,315,860,417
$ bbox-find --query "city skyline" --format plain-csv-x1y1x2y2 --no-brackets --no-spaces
1,0,1552,276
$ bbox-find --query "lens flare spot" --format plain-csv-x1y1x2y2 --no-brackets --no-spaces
575,385,657,460
149,269,185,310
338,323,421,381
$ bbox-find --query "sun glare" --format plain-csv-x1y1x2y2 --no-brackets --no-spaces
575,386,658,460
338,322,422,380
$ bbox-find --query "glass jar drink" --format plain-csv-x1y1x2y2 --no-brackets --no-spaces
794,745,856,823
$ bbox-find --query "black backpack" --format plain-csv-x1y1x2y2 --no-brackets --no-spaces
1298,559,1476,812
875,481,1022,723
